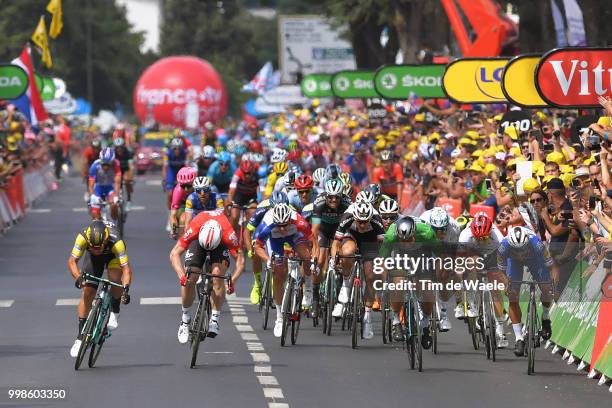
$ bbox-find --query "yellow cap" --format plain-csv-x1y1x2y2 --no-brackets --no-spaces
494,114,503,121
428,132,440,142
465,130,479,139
312,98,320,107
458,137,476,146
347,120,358,129
597,116,611,126
504,125,519,141
471,149,484,158
484,147,496,157
415,113,425,122
496,145,506,153
523,177,540,193
468,163,484,173
541,175,554,190
351,131,363,142
583,157,595,166
559,164,574,174
514,156,528,163
454,160,466,171
535,111,548,121
546,151,565,165
476,156,486,168
484,163,498,175
509,147,522,156
560,173,573,188
408,140,419,151
375,140,386,150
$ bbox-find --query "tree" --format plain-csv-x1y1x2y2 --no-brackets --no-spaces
0,0,151,111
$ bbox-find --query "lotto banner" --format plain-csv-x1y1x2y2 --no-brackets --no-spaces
442,58,509,104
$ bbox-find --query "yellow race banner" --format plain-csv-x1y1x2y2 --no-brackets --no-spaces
442,58,509,103
501,55,548,108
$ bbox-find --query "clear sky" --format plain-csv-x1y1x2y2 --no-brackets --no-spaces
116,0,161,53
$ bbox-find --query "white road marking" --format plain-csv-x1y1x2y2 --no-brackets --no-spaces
235,324,254,332
29,208,51,213
0,300,15,308
232,316,249,324
203,351,233,354
129,206,146,211
71,208,88,212
251,353,270,363
268,403,289,408
140,297,182,305
263,388,284,399
241,333,259,341
144,180,160,186
258,376,279,386
247,342,265,351
254,365,272,373
56,299,80,306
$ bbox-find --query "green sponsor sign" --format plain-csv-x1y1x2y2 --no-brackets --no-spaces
374,64,446,99
331,70,378,99
301,73,333,98
34,73,43,93
40,77,56,101
0,64,28,99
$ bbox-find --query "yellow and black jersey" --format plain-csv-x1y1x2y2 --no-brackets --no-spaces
70,223,129,267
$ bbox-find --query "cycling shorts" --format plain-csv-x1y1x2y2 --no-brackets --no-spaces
82,252,121,288
184,239,230,268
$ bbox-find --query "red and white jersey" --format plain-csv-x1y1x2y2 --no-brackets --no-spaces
179,209,240,256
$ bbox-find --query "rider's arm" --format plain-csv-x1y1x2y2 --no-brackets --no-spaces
114,160,122,194
310,221,321,259
67,234,87,280
169,242,186,279
88,162,97,195
227,173,240,204
111,240,132,286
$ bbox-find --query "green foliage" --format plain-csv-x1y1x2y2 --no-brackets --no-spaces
0,0,150,111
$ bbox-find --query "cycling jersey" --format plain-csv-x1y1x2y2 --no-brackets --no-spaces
379,218,436,263
164,147,188,190
170,184,190,210
89,159,121,200
264,172,282,197
71,222,129,267
114,147,133,172
185,191,223,215
254,209,312,255
287,189,314,213
419,209,461,243
372,164,403,198
311,194,352,239
179,209,240,257
497,234,553,283
230,169,260,205
83,146,101,170
459,222,504,269
345,153,372,185
207,160,236,194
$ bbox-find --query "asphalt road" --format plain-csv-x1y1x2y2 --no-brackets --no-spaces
0,172,609,408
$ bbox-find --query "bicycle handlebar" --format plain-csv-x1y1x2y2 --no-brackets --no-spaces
81,273,128,290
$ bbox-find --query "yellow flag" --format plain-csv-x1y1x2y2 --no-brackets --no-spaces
46,0,63,39
31,16,53,69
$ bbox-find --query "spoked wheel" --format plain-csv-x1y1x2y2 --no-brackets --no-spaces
467,317,480,350
291,286,302,345
261,270,271,330
381,290,389,344
411,297,423,372
431,302,439,354
280,277,293,347
75,299,100,370
483,292,497,361
321,280,328,334
404,303,416,370
351,284,362,349
527,301,536,375
88,307,111,368
325,271,334,336
190,294,209,368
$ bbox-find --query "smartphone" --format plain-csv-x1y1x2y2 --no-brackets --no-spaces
485,178,492,191
570,178,582,188
499,173,508,183
542,143,554,152
589,196,600,210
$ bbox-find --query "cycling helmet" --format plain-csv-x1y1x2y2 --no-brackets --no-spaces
85,220,109,248
272,203,292,224
285,172,296,189
99,147,115,164
379,199,399,216
226,139,237,153
395,217,416,240
240,160,256,174
218,151,231,163
193,176,212,191
198,220,222,250
177,167,197,184
339,172,352,188
258,164,269,178
288,163,303,176
252,153,265,164
325,164,341,180
273,162,289,175
170,137,184,148
380,150,393,161
313,168,326,184
365,184,381,199
507,226,530,249
113,137,125,147
91,138,101,147
429,207,449,230
470,214,493,239
343,183,353,198
354,202,374,222
356,190,376,204
234,143,247,156
270,148,288,164
249,140,263,153
202,145,216,159
271,191,289,205
325,179,344,196
295,174,314,190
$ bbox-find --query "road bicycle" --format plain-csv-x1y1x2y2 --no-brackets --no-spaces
518,280,549,375
74,274,128,370
320,255,341,336
336,253,364,349
279,254,310,346
476,270,497,362
402,271,423,372
185,254,233,368
259,254,274,330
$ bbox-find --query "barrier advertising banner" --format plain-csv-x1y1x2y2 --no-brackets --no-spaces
442,58,509,103
373,65,446,99
536,48,612,108
300,73,333,98
501,55,548,108
331,70,378,99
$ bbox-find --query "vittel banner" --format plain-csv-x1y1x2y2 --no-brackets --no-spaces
536,48,612,108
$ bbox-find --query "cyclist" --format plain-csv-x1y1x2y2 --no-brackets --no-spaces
344,142,372,188
379,216,436,347
81,138,101,202
113,137,134,210
497,226,554,357
419,207,460,330
253,203,313,337
330,202,385,340
288,174,316,213
458,214,508,348
207,151,236,202
168,167,197,239
372,150,404,201
163,137,189,209
183,176,225,227
68,220,132,357
312,167,326,195
169,209,240,342
372,198,400,311
245,191,289,304
228,160,260,230
264,161,288,199
196,145,217,177
89,147,122,221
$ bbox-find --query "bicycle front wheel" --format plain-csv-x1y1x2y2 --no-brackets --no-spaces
325,270,335,336
527,298,536,375
291,285,302,345
404,302,415,370
411,296,423,372
280,277,293,347
190,293,209,368
88,304,111,368
483,291,497,362
75,298,100,370
431,298,439,354
261,269,271,330
351,284,362,349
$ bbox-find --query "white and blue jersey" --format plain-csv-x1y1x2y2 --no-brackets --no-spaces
89,159,120,197
497,234,553,283
184,191,223,215
254,210,312,257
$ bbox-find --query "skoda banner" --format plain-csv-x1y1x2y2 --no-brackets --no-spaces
373,65,446,99
501,55,548,108
300,73,333,98
0,64,28,99
536,47,612,108
442,58,509,103
331,70,378,99
40,77,57,101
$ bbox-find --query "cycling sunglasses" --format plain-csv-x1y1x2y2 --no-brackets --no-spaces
195,188,211,194
356,219,369,225
180,184,192,189
326,195,340,201
381,215,398,221
219,161,230,166
298,189,312,195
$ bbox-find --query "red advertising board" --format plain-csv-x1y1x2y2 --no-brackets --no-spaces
469,204,495,220
436,198,462,219
536,48,612,108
